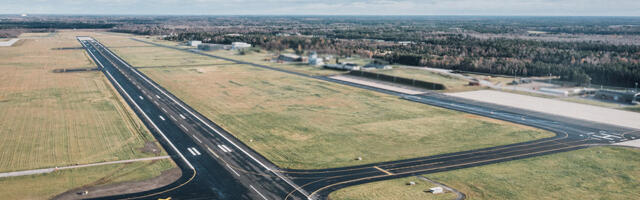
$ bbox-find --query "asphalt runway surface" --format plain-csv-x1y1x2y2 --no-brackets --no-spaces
79,37,640,199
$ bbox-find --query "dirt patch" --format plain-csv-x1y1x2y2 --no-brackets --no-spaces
138,141,162,156
51,167,181,200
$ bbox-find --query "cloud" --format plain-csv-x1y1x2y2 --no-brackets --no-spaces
1,0,639,16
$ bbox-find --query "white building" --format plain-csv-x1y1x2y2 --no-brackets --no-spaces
308,52,324,66
188,40,202,47
198,43,230,51
231,42,251,50
429,187,444,194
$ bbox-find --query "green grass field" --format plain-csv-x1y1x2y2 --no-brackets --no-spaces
0,159,175,200
90,34,555,170
329,176,458,200
0,30,176,199
331,146,640,200
0,31,166,172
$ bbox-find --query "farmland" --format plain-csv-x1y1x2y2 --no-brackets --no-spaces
0,30,175,198
331,146,640,200
96,34,554,169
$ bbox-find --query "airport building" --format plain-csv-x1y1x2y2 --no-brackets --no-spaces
278,54,303,62
308,52,324,66
188,40,202,47
362,63,392,70
231,42,251,50
198,43,230,51
324,63,360,71
595,90,640,104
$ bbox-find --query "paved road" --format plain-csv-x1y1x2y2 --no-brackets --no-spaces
0,156,170,178
81,38,640,200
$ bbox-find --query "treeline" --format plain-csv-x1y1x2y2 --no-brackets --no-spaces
167,31,640,87
108,16,640,87
378,35,640,87
0,21,115,29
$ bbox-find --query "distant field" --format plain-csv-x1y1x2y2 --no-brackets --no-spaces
0,30,175,198
374,67,481,92
0,159,175,200
333,146,640,200
88,35,556,169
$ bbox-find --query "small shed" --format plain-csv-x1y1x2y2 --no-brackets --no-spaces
429,187,444,194
188,40,202,47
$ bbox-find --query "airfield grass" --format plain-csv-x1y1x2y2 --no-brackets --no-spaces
329,176,457,200
18,32,55,38
0,30,175,198
0,31,167,172
136,38,346,76
0,159,175,200
374,67,482,92
97,38,555,169
202,48,345,76
332,146,640,200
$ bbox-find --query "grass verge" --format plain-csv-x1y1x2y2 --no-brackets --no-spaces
331,146,640,200
0,159,175,200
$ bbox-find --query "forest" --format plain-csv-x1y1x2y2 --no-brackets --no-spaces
2,15,639,87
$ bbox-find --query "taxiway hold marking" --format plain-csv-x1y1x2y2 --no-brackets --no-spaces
187,148,196,156
191,147,201,155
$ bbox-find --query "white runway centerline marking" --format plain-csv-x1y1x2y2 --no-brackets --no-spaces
250,185,269,200
159,115,165,121
138,96,144,100
170,115,177,121
207,146,220,158
180,114,186,119
192,134,202,143
156,95,161,99
226,164,241,176
181,124,189,132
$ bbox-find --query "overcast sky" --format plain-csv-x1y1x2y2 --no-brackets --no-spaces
2,0,639,16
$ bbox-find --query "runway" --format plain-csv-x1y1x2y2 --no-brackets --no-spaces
80,37,640,199
79,37,311,200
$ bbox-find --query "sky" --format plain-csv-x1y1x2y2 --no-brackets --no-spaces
1,0,639,16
